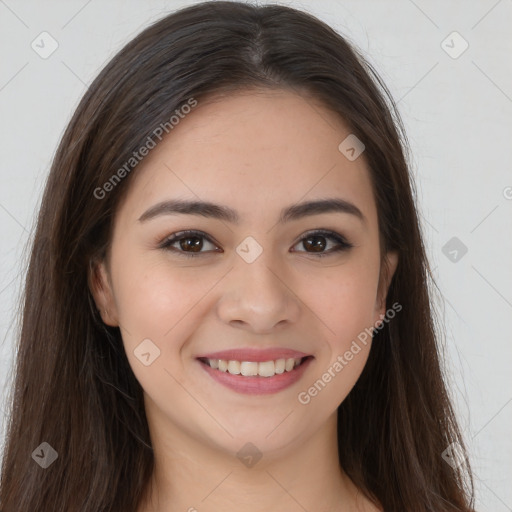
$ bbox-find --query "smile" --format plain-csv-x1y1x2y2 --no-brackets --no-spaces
199,356,308,377
197,356,314,395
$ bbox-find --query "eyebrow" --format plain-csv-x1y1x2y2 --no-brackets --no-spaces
137,197,366,225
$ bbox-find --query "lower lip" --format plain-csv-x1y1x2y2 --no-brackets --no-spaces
198,357,313,395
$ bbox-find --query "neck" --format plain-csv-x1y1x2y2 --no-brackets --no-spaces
138,408,364,512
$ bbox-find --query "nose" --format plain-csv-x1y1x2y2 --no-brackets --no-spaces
216,252,301,334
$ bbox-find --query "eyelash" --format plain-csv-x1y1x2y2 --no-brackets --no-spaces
158,229,353,258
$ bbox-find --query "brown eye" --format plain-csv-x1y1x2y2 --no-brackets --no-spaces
178,236,204,252
160,230,220,257
292,230,353,257
302,234,327,252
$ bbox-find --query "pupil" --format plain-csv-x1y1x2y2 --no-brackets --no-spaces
305,235,325,252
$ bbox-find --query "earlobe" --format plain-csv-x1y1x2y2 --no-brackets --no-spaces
374,250,399,324
87,259,119,327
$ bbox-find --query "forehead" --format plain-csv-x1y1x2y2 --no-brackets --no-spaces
116,88,378,230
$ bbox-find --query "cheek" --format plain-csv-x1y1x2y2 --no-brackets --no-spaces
110,259,224,407
297,273,376,412
109,250,219,358
305,256,380,338
301,256,379,395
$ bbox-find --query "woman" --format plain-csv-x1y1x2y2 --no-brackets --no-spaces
0,2,475,511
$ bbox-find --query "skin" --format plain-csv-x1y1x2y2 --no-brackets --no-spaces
90,88,398,512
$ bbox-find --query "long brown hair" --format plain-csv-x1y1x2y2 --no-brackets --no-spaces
0,2,475,510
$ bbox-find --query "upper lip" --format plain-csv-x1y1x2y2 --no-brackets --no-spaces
197,348,311,362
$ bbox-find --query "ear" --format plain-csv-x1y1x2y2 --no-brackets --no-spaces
88,258,119,327
373,250,399,326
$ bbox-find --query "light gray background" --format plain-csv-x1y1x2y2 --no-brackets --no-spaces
1,0,511,509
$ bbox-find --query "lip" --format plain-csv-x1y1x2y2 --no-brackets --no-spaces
197,355,314,395
196,348,311,363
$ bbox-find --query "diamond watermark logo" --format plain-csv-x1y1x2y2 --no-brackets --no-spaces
441,442,465,469
236,236,263,263
31,31,59,59
442,236,468,263
338,134,365,161
236,442,262,468
441,31,469,59
32,442,58,468
134,338,161,366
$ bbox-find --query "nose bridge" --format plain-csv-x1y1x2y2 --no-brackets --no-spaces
216,244,300,332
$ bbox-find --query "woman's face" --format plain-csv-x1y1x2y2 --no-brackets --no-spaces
91,88,397,458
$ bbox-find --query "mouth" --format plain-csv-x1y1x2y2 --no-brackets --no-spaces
197,355,313,378
196,355,314,395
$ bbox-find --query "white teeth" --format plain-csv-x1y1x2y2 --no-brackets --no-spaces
274,359,285,374
206,357,305,377
240,361,258,376
258,360,275,377
227,360,241,374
